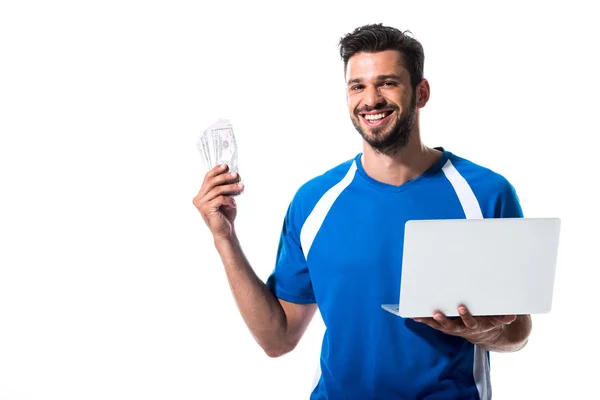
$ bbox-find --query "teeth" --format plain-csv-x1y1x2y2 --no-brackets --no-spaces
364,113,387,121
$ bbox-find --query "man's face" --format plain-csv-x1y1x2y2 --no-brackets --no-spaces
345,50,418,155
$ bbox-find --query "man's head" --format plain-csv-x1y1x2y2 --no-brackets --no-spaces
339,24,429,155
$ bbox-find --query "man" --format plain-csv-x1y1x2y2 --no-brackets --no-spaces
194,23,532,400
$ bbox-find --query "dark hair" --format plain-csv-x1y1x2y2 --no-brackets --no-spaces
338,23,425,91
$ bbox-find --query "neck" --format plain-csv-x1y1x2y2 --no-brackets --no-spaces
360,128,442,187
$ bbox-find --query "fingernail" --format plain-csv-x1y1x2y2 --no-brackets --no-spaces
231,172,238,178
459,308,466,315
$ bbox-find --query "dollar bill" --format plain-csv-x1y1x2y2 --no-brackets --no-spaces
212,128,220,168
215,126,238,173
197,118,238,173
197,133,211,170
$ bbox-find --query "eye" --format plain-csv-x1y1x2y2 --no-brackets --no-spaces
350,84,365,91
382,81,398,87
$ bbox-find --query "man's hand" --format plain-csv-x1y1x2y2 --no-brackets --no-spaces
413,305,516,346
193,163,244,240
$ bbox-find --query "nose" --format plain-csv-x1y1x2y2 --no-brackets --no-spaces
363,86,385,110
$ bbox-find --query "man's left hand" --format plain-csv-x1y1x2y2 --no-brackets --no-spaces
413,305,516,345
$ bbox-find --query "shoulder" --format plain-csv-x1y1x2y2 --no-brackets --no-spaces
446,152,516,195
445,152,522,217
286,155,358,225
295,156,357,201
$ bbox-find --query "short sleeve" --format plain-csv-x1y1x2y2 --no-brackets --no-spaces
265,203,316,304
495,181,524,218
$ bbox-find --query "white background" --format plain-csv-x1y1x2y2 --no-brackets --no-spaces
1,1,598,399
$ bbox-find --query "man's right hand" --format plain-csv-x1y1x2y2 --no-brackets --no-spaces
193,163,244,240
192,163,317,358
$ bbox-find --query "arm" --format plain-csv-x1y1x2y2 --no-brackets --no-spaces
415,179,534,351
194,164,316,357
475,179,532,352
481,180,532,351
215,233,317,357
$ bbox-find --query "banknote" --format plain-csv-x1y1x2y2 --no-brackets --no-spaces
197,133,211,171
197,118,238,173
215,125,238,173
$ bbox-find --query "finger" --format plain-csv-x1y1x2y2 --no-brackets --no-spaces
220,195,237,211
413,317,444,331
432,311,461,332
194,181,242,211
480,315,514,329
489,315,517,325
201,171,242,198
197,164,230,198
211,170,241,187
458,305,478,330
205,163,229,181
199,169,240,197
205,194,237,215
204,182,245,202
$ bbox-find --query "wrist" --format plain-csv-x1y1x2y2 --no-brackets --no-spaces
214,232,239,251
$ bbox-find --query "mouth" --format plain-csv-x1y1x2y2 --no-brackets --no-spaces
359,110,394,127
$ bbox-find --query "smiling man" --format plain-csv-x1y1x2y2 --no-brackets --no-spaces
347,51,417,155
194,23,532,400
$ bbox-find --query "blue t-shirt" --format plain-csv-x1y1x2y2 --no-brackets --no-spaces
266,148,523,400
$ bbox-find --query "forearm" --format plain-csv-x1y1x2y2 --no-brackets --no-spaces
214,233,290,355
478,315,532,352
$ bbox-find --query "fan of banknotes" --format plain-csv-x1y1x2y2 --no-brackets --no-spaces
197,118,238,173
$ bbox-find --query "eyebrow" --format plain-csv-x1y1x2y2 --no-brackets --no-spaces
347,74,403,86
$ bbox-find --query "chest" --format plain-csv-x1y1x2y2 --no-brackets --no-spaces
305,187,467,302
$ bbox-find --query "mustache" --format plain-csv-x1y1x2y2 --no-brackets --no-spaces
355,103,398,114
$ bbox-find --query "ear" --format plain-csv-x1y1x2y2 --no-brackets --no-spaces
415,79,430,108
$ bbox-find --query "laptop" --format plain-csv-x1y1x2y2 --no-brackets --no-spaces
381,217,561,318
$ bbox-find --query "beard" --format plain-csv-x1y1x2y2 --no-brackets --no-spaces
351,95,417,156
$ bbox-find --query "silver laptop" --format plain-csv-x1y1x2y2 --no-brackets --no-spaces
381,217,561,318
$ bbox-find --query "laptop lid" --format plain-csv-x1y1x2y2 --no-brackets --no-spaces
382,217,561,318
